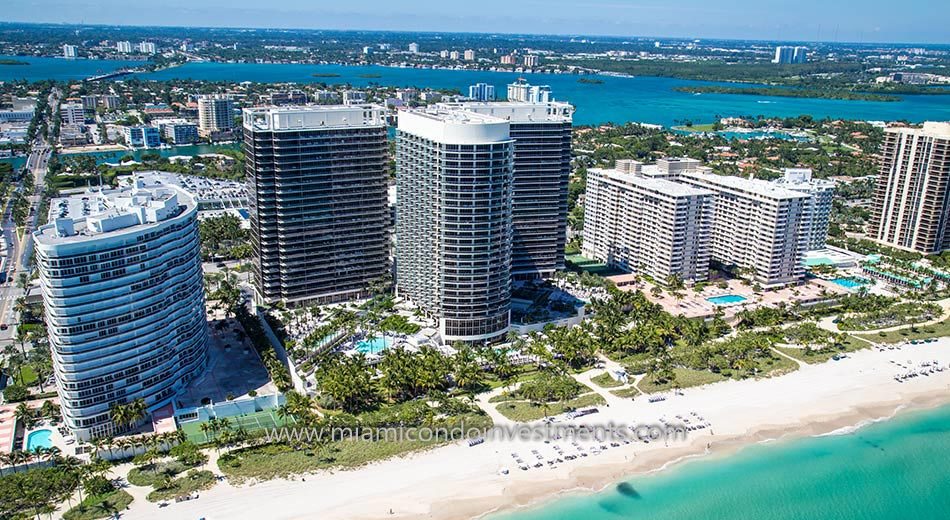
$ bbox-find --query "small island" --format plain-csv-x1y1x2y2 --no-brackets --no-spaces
577,77,604,84
311,73,341,78
358,73,382,79
673,85,900,102
0,58,29,66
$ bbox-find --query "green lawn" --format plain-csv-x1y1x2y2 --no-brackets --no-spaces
146,470,217,502
14,364,38,386
591,372,623,388
610,387,640,399
488,378,593,403
483,367,542,391
63,490,134,520
857,318,950,344
494,392,606,422
220,437,439,483
836,302,942,331
774,336,872,363
127,460,196,487
638,368,727,394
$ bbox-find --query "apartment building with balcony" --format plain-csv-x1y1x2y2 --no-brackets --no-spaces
396,108,514,343
244,105,390,306
869,122,950,254
436,101,573,279
774,168,836,251
582,161,714,282
33,182,208,440
676,171,812,287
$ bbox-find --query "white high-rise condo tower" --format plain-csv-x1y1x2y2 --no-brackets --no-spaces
33,182,209,440
396,108,514,343
774,168,836,251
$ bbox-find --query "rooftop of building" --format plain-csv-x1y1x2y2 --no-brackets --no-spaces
403,106,508,125
681,171,811,200
774,167,836,188
243,104,387,132
589,167,714,198
34,182,195,246
116,171,247,204
436,101,574,122
886,121,950,139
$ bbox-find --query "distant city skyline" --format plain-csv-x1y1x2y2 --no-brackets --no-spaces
4,0,949,45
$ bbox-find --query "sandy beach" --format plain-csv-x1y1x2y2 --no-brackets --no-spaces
121,340,950,520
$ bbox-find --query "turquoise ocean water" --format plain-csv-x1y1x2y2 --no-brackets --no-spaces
489,404,950,520
2,56,950,126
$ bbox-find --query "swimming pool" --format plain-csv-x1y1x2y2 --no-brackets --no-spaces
355,336,391,355
830,277,869,290
706,294,748,305
26,429,53,451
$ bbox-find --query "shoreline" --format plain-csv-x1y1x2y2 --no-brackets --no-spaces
123,341,950,520
467,393,947,520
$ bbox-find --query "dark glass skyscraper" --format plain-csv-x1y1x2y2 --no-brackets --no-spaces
244,105,390,305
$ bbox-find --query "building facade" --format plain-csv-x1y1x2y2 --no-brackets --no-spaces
60,102,85,125
676,171,812,287
197,95,234,136
507,78,552,103
869,122,950,253
438,101,573,278
116,41,132,53
468,83,496,101
164,123,199,144
773,46,807,64
244,105,390,306
774,168,836,251
124,126,161,148
583,162,714,282
396,108,514,343
33,182,208,440
63,44,77,58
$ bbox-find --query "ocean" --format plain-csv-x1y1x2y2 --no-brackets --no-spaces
489,404,950,520
2,56,950,126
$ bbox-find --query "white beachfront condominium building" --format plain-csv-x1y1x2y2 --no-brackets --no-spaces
436,101,574,279
773,168,836,251
33,181,209,440
583,160,714,282
676,170,812,287
396,108,514,343
244,105,390,306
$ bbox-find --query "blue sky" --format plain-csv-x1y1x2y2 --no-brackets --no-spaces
5,0,949,44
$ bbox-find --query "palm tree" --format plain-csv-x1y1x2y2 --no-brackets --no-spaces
109,403,128,434
126,398,148,428
199,422,214,443
14,402,36,430
13,296,29,322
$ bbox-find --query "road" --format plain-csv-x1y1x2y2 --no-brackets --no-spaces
0,88,57,343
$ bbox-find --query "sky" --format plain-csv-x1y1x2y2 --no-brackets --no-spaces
4,0,949,44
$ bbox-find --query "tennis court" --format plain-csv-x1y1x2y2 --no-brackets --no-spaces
180,409,297,444
565,254,626,276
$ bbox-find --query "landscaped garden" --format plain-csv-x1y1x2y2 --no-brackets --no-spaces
836,302,942,331
491,372,605,422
